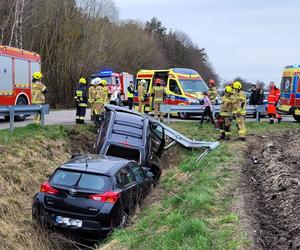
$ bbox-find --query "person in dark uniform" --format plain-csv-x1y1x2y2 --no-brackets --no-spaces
74,77,88,124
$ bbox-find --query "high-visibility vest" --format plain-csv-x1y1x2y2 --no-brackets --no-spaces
153,86,164,103
31,81,46,104
127,85,134,98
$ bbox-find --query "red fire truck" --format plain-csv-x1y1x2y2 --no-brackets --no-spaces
91,69,133,105
0,45,41,120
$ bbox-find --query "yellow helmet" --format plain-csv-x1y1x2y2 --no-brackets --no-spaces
101,79,107,85
233,81,242,89
79,77,87,84
32,71,43,80
225,86,233,93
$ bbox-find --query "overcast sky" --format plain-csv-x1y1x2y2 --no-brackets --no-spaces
114,0,300,84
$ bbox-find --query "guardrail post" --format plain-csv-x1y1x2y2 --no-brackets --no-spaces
167,112,170,125
40,105,45,127
9,106,14,132
256,106,260,122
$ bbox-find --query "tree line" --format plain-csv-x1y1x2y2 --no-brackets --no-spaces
0,0,219,108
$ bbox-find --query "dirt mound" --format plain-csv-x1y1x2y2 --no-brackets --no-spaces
243,131,300,249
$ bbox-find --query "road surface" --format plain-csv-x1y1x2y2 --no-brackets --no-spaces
0,108,297,130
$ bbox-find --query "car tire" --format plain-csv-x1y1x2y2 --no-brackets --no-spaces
293,114,300,122
178,112,189,119
15,96,28,121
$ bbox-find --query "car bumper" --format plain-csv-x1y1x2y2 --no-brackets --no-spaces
41,210,113,233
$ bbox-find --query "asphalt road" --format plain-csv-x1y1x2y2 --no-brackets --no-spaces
0,108,297,130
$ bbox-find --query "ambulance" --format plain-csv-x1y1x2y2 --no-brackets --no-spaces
278,64,300,122
134,68,208,118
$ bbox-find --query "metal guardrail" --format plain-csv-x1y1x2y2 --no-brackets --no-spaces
0,105,50,132
160,104,267,125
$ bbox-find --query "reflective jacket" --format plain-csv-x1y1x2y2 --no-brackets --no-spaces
95,86,103,104
74,84,88,107
153,86,165,103
268,87,280,104
208,86,218,102
88,86,97,104
138,85,145,101
220,93,234,117
101,86,109,104
32,81,47,104
233,90,246,116
127,85,134,98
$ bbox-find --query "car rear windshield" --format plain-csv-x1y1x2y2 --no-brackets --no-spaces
106,144,140,163
50,170,110,192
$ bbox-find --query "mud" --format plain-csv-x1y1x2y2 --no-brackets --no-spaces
243,130,300,249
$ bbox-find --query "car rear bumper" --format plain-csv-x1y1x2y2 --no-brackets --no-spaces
37,207,113,233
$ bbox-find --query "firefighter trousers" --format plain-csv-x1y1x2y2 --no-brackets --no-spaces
221,116,232,139
154,102,164,121
76,103,87,124
128,98,133,110
236,115,246,138
138,100,144,113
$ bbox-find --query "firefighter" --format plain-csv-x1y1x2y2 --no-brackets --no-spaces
267,81,282,124
208,79,218,104
127,80,134,110
232,81,246,141
88,78,100,121
31,71,47,124
74,77,88,124
219,86,234,140
100,79,110,105
138,80,146,113
152,78,165,121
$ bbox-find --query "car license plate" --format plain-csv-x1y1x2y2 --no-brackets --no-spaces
56,216,82,228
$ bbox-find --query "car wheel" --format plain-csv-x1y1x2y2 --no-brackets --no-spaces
178,112,189,119
293,114,300,122
15,96,28,121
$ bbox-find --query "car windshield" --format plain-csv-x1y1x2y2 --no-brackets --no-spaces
50,170,110,192
179,79,208,93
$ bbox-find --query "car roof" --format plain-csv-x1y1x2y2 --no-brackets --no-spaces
60,154,131,176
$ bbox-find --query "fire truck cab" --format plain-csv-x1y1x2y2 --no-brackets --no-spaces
0,45,41,120
278,64,300,122
91,69,133,106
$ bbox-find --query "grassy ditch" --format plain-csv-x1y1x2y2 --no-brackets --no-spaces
0,124,95,250
103,121,299,250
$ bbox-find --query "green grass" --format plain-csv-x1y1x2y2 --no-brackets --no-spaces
105,122,274,250
0,123,95,144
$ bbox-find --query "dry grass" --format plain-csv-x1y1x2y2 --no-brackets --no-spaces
0,125,95,250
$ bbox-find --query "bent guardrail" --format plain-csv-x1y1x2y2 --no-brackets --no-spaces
160,104,267,125
0,105,50,132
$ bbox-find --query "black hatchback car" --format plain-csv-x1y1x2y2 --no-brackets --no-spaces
32,154,153,234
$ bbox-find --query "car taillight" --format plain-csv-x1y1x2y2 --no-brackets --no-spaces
89,191,120,204
40,181,58,194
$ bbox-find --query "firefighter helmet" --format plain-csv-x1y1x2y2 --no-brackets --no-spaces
32,72,43,80
79,77,87,84
208,79,215,85
233,81,242,89
101,79,107,85
225,86,233,93
139,79,146,85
